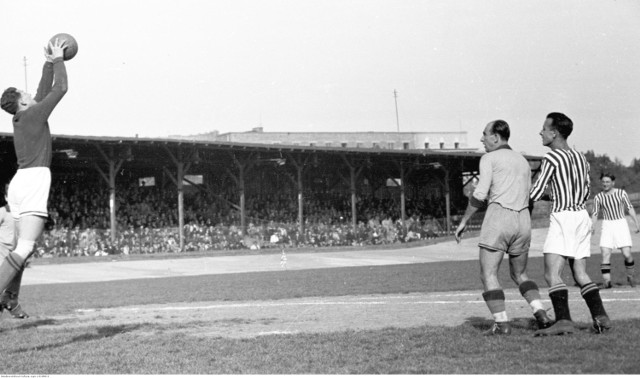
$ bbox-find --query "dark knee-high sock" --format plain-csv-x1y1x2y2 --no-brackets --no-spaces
5,266,24,297
580,282,608,319
548,284,571,321
0,252,25,294
600,263,611,282
625,259,635,279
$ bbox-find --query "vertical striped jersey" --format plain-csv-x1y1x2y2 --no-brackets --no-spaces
530,148,591,213
592,188,633,220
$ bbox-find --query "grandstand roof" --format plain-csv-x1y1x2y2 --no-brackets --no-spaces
0,131,542,157
0,132,542,181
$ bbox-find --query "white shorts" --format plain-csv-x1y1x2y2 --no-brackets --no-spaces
7,167,51,219
600,218,632,249
543,209,592,259
0,243,10,258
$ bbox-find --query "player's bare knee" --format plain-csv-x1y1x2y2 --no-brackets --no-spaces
572,271,591,286
510,271,527,285
544,272,557,286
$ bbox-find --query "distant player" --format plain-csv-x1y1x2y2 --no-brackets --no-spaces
0,183,28,318
530,112,611,336
591,173,640,288
0,38,68,295
455,120,551,336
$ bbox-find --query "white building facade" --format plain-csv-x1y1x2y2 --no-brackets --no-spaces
174,127,471,151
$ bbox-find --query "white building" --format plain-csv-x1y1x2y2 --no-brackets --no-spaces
172,127,472,151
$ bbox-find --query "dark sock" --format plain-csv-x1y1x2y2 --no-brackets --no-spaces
580,282,608,319
548,284,571,321
625,259,635,278
0,253,24,293
600,263,611,282
5,267,24,297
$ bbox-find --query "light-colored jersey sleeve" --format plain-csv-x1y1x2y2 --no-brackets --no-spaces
471,154,492,203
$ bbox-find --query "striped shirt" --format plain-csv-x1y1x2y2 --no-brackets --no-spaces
530,148,591,213
592,188,633,220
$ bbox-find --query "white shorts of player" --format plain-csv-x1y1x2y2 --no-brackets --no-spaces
544,209,592,259
8,167,51,219
600,218,632,249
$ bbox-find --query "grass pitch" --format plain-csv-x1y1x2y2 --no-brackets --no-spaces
1,252,639,374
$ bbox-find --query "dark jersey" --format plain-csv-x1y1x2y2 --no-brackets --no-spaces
12,58,67,168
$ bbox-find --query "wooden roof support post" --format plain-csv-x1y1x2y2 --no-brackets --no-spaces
444,166,451,234
225,152,255,236
285,153,310,240
223,165,244,234
398,161,407,226
94,145,124,244
340,154,364,235
426,161,452,235
163,146,192,251
394,160,415,227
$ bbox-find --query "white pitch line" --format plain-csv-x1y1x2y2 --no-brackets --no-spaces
76,296,640,313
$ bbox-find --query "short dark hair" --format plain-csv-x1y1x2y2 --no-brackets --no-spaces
1,87,20,115
490,120,510,141
600,172,615,181
546,112,573,139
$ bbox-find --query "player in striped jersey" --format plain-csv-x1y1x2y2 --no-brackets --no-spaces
591,173,640,288
530,112,611,335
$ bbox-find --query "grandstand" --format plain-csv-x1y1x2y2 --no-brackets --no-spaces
0,132,543,257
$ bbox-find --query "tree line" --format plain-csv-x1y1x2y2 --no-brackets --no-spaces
584,150,640,194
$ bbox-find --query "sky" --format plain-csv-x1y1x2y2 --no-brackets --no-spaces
1,0,639,164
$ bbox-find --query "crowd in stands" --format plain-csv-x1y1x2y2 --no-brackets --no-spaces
23,174,463,258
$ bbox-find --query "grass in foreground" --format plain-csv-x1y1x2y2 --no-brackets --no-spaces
1,252,638,374
2,317,639,374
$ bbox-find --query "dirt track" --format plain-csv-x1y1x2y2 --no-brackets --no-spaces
13,286,638,339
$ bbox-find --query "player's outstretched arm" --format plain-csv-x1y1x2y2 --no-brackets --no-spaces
36,39,68,119
34,62,54,102
35,38,67,102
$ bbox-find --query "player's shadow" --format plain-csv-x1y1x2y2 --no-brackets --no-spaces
16,318,58,329
464,316,540,332
10,324,143,353
465,316,598,333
